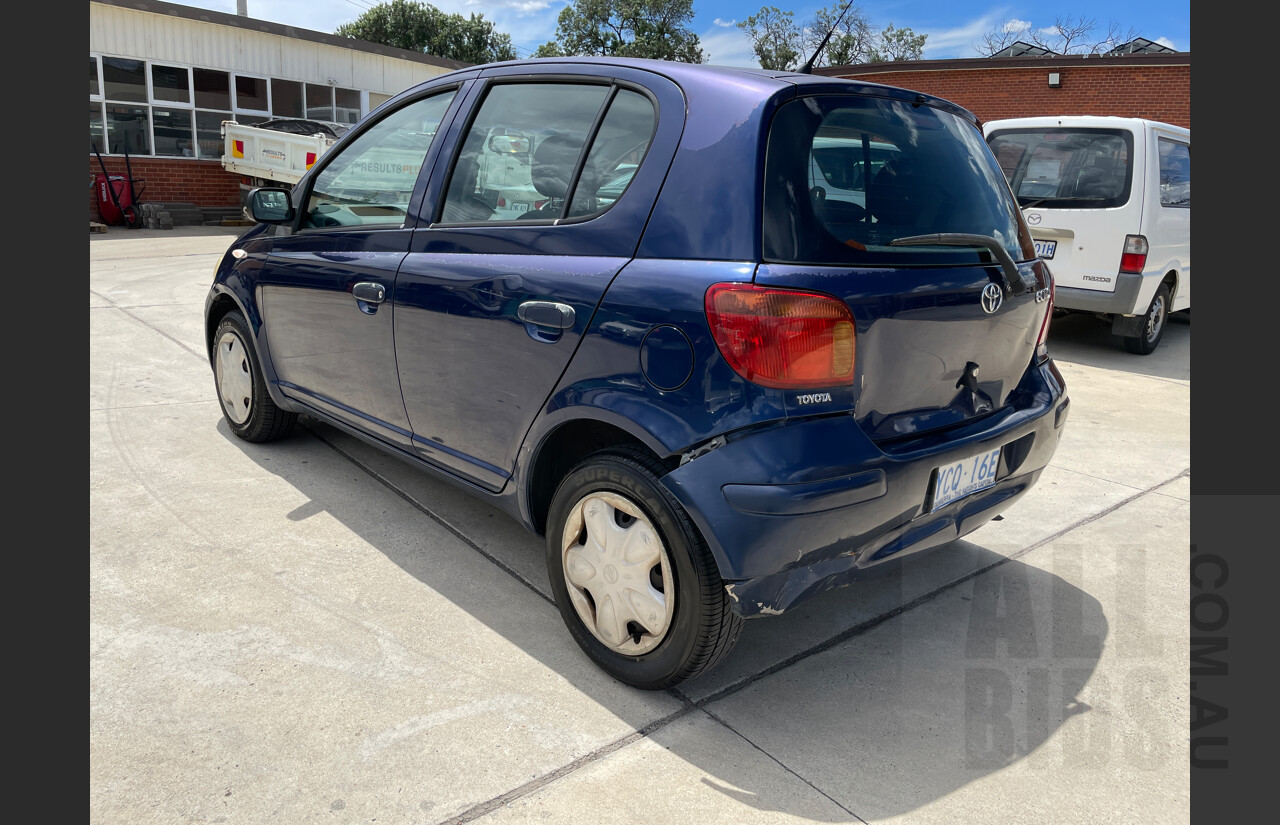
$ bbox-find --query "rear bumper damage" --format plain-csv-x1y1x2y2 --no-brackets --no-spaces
660,359,1069,618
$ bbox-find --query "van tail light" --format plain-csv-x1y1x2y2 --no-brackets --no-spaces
496,195,507,207
1035,278,1054,363
1119,234,1149,274
705,283,856,389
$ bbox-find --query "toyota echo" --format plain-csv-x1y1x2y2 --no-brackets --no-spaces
205,57,1069,689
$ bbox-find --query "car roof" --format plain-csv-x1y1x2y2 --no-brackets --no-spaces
427,56,977,124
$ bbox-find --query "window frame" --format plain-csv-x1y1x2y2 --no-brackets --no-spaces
291,84,466,236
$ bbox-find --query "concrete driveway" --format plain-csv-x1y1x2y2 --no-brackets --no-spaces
90,227,1189,824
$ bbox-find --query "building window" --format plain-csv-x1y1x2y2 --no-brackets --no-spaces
235,75,269,113
91,54,378,156
271,79,303,118
335,88,361,124
153,107,195,156
306,83,333,121
105,104,150,154
194,69,230,110
152,64,191,104
103,57,147,103
90,101,106,153
195,111,230,160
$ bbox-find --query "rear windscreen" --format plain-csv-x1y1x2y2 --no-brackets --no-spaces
986,127,1134,210
764,95,1031,267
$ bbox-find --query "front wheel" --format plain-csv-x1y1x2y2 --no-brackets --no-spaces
212,310,297,442
1123,282,1170,355
546,447,743,690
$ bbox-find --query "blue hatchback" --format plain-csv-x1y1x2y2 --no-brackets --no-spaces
205,57,1069,689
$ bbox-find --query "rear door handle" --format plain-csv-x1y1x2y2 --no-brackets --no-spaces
517,301,575,330
352,281,385,314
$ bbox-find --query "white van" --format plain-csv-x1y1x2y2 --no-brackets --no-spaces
983,116,1190,354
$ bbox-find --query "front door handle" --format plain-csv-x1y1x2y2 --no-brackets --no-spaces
352,282,386,303
352,282,385,314
517,300,575,330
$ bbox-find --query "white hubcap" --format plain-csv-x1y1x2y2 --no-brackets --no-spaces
215,330,254,425
561,491,674,655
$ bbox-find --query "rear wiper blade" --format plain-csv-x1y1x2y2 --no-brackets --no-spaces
889,233,1028,295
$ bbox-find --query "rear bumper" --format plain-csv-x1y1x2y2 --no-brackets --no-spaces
660,359,1069,618
1055,272,1144,315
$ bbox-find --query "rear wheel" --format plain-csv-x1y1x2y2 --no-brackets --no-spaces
212,310,297,442
1122,283,1170,355
546,447,742,689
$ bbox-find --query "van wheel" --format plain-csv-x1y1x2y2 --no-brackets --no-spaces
545,447,743,690
1123,283,1170,355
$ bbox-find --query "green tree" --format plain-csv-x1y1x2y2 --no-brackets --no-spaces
737,6,801,71
804,2,874,68
335,0,517,65
867,24,928,62
537,0,704,63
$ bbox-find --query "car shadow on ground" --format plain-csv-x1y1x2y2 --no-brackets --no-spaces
223,416,1108,821
1046,311,1190,382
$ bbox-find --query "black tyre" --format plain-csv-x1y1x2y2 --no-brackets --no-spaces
1122,282,1170,355
123,204,141,229
211,311,297,442
546,447,743,690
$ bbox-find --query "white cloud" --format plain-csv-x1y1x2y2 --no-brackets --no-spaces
1154,36,1178,50
700,26,758,69
713,18,736,28
1002,18,1031,34
919,12,1013,59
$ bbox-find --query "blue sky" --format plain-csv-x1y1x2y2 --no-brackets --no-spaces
166,1,1191,67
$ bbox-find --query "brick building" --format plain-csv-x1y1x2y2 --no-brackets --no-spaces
89,0,464,224
816,51,1190,130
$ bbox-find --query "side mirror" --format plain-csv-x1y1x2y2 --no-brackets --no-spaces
248,187,295,223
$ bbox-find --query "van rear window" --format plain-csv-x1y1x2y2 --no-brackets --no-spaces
764,95,1029,267
986,128,1134,210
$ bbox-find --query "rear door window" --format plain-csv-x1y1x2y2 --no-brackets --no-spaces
986,128,1134,210
438,83,655,224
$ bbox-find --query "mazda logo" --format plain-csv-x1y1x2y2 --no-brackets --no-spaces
981,282,1004,314
1026,212,1042,225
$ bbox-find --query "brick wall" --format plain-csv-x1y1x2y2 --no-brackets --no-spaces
88,157,242,223
836,64,1190,129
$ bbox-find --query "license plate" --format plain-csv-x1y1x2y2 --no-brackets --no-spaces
511,202,529,213
930,446,1002,512
1033,239,1057,259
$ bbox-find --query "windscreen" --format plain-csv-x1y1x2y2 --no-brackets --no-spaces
764,95,1031,266
986,127,1134,210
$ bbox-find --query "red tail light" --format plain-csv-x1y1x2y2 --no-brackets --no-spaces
496,196,507,207
1119,234,1148,274
705,283,856,389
